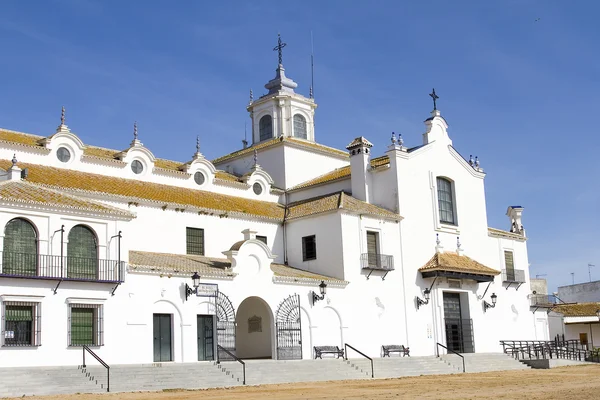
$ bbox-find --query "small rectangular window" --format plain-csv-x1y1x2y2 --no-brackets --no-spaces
504,250,515,281
302,235,317,261
2,302,41,347
256,236,267,245
186,227,205,256
437,177,456,225
504,251,515,270
366,231,379,267
68,304,103,346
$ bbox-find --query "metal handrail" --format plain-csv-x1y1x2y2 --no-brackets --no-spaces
436,342,465,373
344,343,374,378
217,345,245,385
82,345,110,392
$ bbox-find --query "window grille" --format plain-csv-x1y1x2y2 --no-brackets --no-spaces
3,218,38,276
186,227,205,256
67,225,98,280
2,302,41,346
293,114,307,139
68,304,103,346
302,235,317,261
259,115,273,142
437,177,456,225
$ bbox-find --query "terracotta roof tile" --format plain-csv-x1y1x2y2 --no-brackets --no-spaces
346,136,373,149
0,179,133,217
553,302,600,317
290,156,389,191
419,252,500,276
0,160,285,220
128,250,234,277
215,170,242,182
286,191,400,221
211,136,348,165
271,263,347,284
0,129,44,148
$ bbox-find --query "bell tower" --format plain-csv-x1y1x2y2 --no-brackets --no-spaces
247,34,317,145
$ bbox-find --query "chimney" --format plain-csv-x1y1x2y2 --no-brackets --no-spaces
506,206,525,236
346,136,373,203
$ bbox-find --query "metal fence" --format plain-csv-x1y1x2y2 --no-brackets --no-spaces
360,253,394,271
501,269,526,283
0,251,124,282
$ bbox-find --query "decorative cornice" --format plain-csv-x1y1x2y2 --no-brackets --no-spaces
272,275,348,288
488,227,527,242
128,264,237,280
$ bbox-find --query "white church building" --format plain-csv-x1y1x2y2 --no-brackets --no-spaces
0,39,546,368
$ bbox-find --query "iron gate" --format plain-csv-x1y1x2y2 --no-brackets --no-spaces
216,291,236,360
276,294,302,360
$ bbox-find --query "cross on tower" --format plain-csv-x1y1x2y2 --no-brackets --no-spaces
273,33,287,65
429,88,439,111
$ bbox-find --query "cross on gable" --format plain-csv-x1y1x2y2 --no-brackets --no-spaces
429,88,439,111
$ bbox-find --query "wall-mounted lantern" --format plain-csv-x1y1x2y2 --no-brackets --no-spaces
312,280,327,305
483,293,497,312
185,271,201,301
416,288,431,310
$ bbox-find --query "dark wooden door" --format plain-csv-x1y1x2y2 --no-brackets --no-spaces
153,314,172,362
197,315,214,361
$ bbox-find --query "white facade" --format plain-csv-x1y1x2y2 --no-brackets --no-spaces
0,53,544,368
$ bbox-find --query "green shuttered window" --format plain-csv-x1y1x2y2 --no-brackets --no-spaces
186,228,205,256
2,302,41,346
67,225,98,280
69,304,103,346
2,218,37,275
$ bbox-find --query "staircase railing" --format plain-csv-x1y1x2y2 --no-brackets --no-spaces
500,340,597,363
436,342,465,373
82,345,110,392
217,344,245,385
344,343,374,378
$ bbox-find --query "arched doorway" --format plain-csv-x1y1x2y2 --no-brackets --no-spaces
235,296,274,359
314,306,343,348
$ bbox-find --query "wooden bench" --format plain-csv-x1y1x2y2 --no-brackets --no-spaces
314,345,344,359
382,344,410,357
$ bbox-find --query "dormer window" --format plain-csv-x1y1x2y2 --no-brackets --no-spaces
259,115,273,142
293,114,307,139
437,177,457,225
57,147,71,163
131,160,144,174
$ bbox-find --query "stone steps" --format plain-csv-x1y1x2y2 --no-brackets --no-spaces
0,353,535,397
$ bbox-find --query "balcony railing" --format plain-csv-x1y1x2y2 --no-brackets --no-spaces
529,294,558,308
502,269,526,283
0,251,125,283
360,253,394,280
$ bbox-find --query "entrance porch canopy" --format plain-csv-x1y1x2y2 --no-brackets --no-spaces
419,252,500,283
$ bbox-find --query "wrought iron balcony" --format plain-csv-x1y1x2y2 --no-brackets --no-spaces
502,269,526,283
0,251,125,283
529,294,558,308
360,253,394,280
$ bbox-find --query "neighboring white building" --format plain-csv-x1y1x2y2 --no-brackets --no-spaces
0,44,545,368
549,303,600,350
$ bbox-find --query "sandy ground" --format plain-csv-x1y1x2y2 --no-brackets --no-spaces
4,365,600,400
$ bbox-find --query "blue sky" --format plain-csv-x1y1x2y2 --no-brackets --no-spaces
0,0,598,292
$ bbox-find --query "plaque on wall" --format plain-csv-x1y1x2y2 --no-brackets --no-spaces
248,315,262,333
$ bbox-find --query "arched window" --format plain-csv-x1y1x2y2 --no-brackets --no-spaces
293,114,307,139
67,225,98,280
259,115,273,142
437,177,456,225
3,218,38,276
